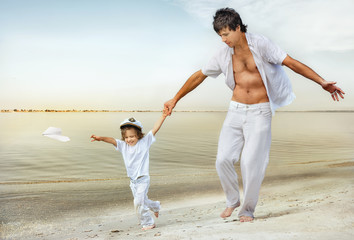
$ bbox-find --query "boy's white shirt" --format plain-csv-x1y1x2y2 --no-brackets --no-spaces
115,131,156,180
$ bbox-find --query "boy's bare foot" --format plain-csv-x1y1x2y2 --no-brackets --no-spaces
220,207,236,218
154,211,159,218
142,224,155,230
239,216,254,222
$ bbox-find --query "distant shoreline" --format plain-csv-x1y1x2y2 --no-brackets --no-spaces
1,109,353,113
0,109,226,113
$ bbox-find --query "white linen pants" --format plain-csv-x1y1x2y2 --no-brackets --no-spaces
216,101,272,218
129,175,160,227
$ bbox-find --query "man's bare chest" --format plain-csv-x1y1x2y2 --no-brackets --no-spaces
232,50,259,74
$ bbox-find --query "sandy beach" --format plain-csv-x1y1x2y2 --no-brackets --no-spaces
1,112,354,239
2,164,353,240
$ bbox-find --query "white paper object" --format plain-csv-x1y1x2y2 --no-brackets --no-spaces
42,127,70,142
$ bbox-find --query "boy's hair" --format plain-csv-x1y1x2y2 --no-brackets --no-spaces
213,8,247,33
121,126,145,141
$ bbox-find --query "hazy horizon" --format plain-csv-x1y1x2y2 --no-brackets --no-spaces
2,108,354,112
1,0,353,111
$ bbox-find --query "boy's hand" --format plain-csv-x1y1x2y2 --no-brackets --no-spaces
164,98,177,116
162,108,169,117
90,135,101,142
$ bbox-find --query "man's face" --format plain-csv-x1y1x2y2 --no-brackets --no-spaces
218,26,241,48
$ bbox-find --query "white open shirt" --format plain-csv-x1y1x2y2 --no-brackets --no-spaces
201,32,296,115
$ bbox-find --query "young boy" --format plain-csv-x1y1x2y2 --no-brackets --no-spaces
90,112,167,230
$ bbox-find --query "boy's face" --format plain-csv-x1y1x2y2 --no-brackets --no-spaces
218,26,241,48
124,128,139,146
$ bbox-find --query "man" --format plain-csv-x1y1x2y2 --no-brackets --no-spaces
164,8,344,222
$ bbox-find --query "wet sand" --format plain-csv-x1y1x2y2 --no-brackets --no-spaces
2,163,353,240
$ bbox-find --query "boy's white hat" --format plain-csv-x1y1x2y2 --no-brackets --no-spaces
120,117,143,130
42,127,70,142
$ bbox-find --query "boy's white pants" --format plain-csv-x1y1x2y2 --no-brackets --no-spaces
129,175,160,227
216,101,272,218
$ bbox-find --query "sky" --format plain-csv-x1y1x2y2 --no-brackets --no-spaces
0,0,353,111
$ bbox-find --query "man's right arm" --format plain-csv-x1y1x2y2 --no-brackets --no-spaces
164,70,207,115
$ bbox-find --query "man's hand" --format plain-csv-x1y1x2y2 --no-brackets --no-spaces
164,98,177,116
321,81,345,101
163,70,207,116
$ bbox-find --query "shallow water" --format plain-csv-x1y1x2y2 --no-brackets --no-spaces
1,112,353,224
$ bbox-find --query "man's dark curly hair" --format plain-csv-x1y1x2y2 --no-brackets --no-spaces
213,8,247,33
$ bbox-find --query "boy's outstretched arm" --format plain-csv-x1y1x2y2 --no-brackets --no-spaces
90,135,117,147
151,111,168,136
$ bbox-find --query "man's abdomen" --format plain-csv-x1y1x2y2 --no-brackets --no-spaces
231,72,269,104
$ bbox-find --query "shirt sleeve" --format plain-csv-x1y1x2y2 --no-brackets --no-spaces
259,36,287,65
145,131,156,147
201,51,223,78
114,139,124,152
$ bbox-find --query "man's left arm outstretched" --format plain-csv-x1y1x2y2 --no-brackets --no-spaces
282,55,345,101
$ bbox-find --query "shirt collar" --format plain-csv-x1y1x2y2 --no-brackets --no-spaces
245,32,254,47
230,32,253,55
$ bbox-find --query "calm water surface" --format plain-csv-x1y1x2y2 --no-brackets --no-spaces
1,112,353,224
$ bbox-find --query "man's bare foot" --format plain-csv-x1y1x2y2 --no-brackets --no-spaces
154,211,159,218
220,207,236,218
239,216,254,222
142,224,155,230
220,203,240,218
